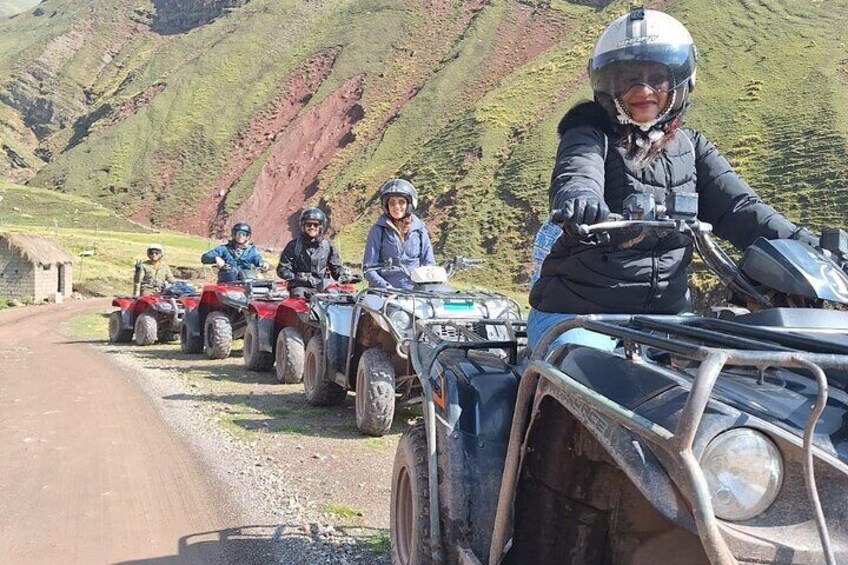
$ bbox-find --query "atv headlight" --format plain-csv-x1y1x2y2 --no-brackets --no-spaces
701,429,783,521
389,309,412,332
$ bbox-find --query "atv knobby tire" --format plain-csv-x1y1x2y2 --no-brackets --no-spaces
204,311,233,359
134,312,158,346
391,422,437,565
108,311,132,343
180,323,203,354
244,320,274,371
275,326,305,384
355,348,396,436
303,334,346,406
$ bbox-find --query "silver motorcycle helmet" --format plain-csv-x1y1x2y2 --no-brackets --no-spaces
589,8,698,134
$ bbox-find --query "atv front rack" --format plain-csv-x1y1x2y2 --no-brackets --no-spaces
350,287,522,361
409,314,847,565
489,315,848,565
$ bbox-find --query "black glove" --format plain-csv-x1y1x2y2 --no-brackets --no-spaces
553,191,610,227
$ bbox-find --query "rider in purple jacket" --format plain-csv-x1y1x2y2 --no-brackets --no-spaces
362,179,435,290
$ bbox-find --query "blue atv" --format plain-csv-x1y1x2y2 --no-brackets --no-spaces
390,193,848,565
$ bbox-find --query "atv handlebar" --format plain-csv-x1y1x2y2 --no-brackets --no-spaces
553,193,773,309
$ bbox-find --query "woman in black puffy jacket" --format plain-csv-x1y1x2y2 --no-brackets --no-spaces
528,7,816,352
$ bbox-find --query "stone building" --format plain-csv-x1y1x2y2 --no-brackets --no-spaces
0,233,74,303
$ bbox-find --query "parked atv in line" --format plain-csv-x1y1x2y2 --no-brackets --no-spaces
303,256,522,437
180,267,287,359
242,275,360,378
391,192,848,565
108,282,199,346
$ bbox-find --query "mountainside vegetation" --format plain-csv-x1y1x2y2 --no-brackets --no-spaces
1,0,847,291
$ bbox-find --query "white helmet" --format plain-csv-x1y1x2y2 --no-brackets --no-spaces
147,243,164,256
589,8,697,132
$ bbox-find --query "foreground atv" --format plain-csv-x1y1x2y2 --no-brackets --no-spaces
307,257,521,437
391,193,848,565
242,277,359,379
108,282,199,346
180,273,286,359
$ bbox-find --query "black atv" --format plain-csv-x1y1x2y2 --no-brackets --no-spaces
390,192,848,565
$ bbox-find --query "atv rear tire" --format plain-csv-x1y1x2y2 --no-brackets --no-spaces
134,312,158,346
391,422,437,565
355,348,396,436
303,334,346,406
108,311,132,343
275,326,305,384
180,323,203,354
244,320,274,371
204,311,232,359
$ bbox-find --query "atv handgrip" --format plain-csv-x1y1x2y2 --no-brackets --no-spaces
575,217,680,238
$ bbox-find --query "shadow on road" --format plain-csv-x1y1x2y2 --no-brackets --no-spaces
113,524,390,564
162,390,414,440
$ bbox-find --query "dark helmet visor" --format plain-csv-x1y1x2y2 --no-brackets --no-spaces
591,43,695,96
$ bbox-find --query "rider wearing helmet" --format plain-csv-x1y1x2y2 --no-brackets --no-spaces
363,178,435,290
276,207,347,298
133,243,176,296
201,222,271,283
528,8,817,351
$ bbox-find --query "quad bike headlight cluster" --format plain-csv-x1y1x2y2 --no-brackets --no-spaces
388,309,412,332
700,428,783,521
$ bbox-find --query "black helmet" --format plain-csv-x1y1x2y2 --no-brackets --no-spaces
231,222,252,238
299,208,327,232
589,8,697,134
379,179,418,218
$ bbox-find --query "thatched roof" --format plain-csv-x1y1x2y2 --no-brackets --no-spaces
1,233,75,266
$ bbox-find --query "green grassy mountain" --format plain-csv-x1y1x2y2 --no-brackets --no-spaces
1,0,847,292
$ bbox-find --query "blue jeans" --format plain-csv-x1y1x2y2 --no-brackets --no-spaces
527,308,618,356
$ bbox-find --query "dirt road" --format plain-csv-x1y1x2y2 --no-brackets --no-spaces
0,300,264,564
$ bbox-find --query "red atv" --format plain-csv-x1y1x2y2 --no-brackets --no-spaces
108,282,199,346
242,276,360,381
180,276,287,359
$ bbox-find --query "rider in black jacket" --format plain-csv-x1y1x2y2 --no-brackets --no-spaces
277,208,347,298
528,8,816,350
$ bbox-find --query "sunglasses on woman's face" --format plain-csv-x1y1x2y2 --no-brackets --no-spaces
304,222,321,228
234,230,250,238
147,250,161,256
612,65,673,94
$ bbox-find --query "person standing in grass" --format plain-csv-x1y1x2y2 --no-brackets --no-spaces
133,243,175,296
528,8,818,353
362,179,435,290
